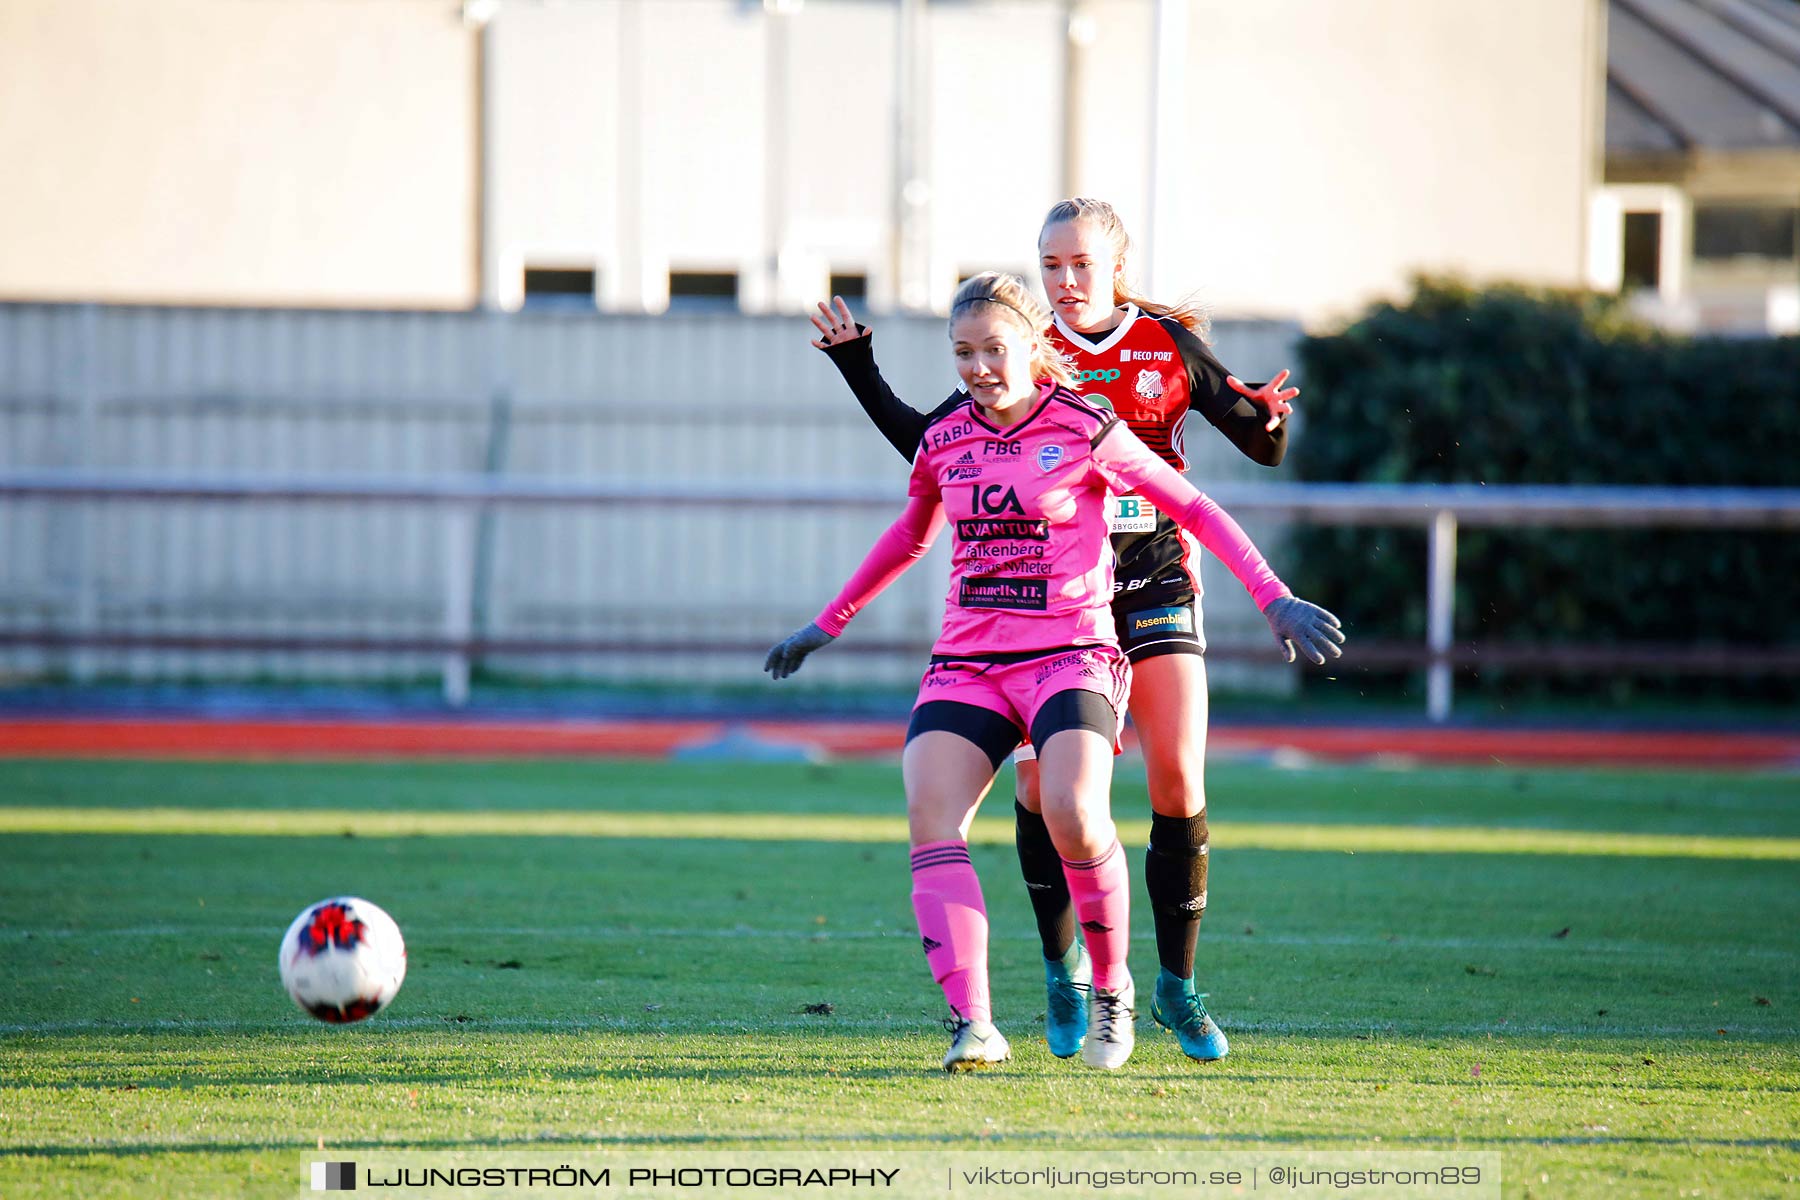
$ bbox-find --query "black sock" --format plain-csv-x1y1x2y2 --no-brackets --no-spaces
1014,801,1076,961
1145,810,1208,980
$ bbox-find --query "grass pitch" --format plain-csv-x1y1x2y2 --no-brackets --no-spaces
1,756,1797,1197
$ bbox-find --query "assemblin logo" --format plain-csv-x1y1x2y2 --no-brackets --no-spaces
1130,606,1194,634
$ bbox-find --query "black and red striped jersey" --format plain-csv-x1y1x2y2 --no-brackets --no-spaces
822,308,1286,604
1046,304,1286,595
1047,303,1285,472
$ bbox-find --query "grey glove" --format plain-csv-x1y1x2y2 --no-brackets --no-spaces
764,622,836,680
1263,596,1345,665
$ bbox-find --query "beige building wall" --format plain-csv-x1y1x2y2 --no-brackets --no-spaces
0,0,1600,326
0,0,476,308
491,0,1601,326
925,1,1067,289
488,0,1062,315
1110,0,1601,328
490,0,907,312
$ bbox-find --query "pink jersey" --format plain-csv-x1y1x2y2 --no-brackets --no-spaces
816,382,1290,657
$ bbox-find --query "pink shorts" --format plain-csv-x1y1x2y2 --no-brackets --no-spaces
909,643,1132,765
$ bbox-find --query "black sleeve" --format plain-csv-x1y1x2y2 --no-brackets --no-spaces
1162,317,1288,468
820,330,932,462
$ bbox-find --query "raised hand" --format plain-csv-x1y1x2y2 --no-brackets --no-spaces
809,296,870,350
1226,369,1300,432
763,622,836,680
1262,596,1345,665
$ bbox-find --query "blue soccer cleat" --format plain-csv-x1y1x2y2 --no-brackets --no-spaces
1150,969,1230,1061
1043,943,1092,1058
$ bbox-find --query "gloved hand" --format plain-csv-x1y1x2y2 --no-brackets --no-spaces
764,622,836,680
1263,596,1345,665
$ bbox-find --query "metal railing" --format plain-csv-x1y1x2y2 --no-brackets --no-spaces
4,471,1797,720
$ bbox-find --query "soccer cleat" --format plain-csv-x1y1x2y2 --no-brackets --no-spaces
1150,969,1230,1061
942,1015,1012,1073
1043,944,1092,1059
1081,974,1136,1069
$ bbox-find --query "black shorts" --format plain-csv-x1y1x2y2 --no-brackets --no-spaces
1112,583,1206,663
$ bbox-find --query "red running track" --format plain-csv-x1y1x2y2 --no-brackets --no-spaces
0,717,1795,769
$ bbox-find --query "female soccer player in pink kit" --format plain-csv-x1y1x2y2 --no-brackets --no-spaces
815,199,1299,1065
767,272,1340,1072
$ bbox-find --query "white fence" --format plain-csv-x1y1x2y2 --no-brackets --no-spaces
4,473,1798,720
0,302,1301,696
8,303,1793,720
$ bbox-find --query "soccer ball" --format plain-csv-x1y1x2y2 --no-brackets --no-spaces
278,896,407,1024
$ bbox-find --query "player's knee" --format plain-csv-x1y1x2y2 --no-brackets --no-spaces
1038,789,1114,860
1144,750,1206,819
904,789,970,844
1013,760,1043,811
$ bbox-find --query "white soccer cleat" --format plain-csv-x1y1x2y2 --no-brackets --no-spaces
1082,975,1136,1069
942,1016,1012,1073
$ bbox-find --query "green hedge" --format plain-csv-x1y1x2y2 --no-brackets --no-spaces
1290,277,1800,704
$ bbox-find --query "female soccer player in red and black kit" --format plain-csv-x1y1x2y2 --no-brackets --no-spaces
812,198,1302,1065
770,271,1339,1073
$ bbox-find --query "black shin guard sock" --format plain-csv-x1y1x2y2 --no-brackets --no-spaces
1145,810,1209,980
1014,801,1076,961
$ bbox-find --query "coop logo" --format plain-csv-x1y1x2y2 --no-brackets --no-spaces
311,1161,356,1191
1075,368,1121,383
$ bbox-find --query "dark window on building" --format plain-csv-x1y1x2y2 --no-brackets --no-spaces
828,272,868,302
1693,205,1799,261
1622,212,1661,291
958,268,1036,294
668,271,739,311
522,266,597,308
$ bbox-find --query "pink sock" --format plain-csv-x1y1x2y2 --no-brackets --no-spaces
909,840,991,1024
1063,839,1131,991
